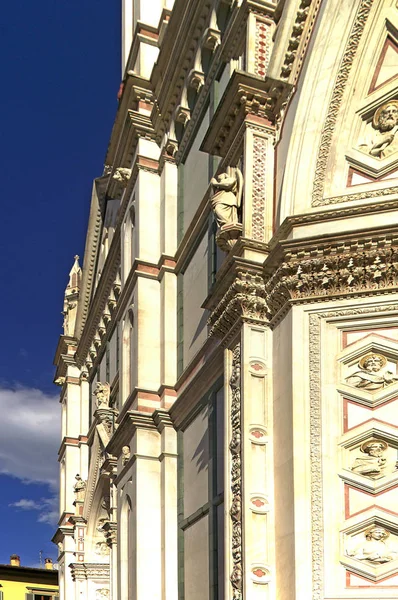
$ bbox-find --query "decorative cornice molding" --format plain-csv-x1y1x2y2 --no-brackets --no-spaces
200,70,289,157
107,410,156,456
279,0,323,84
266,226,398,324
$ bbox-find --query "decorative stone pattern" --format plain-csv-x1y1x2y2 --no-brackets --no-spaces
254,20,272,77
252,136,268,242
229,343,242,600
312,0,373,206
309,314,323,600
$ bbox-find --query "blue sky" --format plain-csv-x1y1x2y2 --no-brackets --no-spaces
0,1,120,566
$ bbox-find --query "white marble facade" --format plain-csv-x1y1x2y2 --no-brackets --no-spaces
53,1,398,599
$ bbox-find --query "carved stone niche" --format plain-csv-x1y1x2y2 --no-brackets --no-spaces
341,518,398,582
339,425,398,493
346,98,398,179
337,334,398,407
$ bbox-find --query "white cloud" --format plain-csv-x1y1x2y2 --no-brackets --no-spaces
9,496,59,527
0,385,60,488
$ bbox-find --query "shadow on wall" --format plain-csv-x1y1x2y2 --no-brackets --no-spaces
192,405,209,473
190,310,209,347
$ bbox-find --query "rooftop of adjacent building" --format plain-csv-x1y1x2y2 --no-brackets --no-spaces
0,555,58,585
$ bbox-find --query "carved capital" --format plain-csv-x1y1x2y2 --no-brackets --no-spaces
208,270,269,338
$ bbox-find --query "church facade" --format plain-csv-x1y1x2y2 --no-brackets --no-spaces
53,0,398,599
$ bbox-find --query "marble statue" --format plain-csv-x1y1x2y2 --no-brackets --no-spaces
359,101,398,158
122,445,131,466
210,167,243,228
351,439,388,477
94,382,111,408
346,353,398,390
73,474,86,501
348,526,398,563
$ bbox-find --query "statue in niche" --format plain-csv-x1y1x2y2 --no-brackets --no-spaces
210,167,243,229
351,439,388,478
345,353,398,390
348,526,398,563
94,382,111,408
359,100,398,158
73,474,86,501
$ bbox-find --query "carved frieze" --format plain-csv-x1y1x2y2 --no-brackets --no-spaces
266,230,398,321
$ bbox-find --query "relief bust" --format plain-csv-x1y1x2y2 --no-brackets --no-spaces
345,353,398,390
348,527,398,564
359,100,398,159
351,439,388,478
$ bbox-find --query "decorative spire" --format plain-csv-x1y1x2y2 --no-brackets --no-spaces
62,255,82,337
67,255,82,292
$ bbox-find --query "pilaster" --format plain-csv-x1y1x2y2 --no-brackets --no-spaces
224,320,274,600
154,409,178,600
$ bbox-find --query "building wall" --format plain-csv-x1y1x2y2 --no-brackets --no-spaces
54,0,398,599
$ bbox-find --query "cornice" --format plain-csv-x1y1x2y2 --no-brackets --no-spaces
265,224,398,326
53,335,77,367
75,235,120,368
105,73,153,168
200,70,290,156
278,0,323,83
151,0,213,138
272,198,398,246
107,410,156,456
153,408,175,432
204,222,398,336
75,179,106,339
